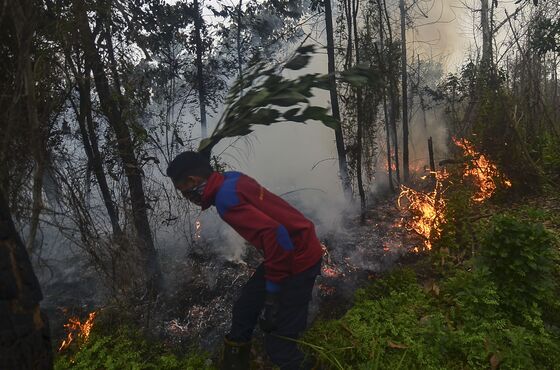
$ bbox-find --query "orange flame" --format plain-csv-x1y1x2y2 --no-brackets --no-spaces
58,311,97,352
398,170,449,250
396,138,511,252
452,138,511,202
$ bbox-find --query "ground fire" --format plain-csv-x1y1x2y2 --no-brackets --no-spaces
452,137,512,202
58,311,97,352
396,138,511,251
398,170,449,251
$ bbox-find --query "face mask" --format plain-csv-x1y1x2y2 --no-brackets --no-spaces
181,181,207,204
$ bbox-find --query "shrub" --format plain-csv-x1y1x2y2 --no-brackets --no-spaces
306,263,560,369
54,327,214,370
477,215,559,328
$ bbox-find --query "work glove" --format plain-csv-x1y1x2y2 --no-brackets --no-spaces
259,292,280,333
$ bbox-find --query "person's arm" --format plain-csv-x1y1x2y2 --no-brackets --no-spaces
221,202,294,293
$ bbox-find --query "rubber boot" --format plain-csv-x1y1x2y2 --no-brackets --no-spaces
220,336,251,370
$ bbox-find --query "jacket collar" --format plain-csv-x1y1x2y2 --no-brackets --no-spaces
201,172,224,210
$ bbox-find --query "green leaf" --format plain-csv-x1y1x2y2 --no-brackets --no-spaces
283,108,301,120
268,92,308,106
285,55,311,70
296,45,316,54
302,106,339,129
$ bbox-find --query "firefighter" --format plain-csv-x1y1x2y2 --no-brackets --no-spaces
167,151,323,370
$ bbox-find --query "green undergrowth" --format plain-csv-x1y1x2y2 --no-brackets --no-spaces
54,325,214,370
304,212,560,369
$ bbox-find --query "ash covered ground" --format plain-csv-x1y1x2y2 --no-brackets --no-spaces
38,194,421,357
157,194,419,351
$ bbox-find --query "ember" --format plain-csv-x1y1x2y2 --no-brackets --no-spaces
317,284,336,296
453,137,511,202
58,311,97,352
195,219,202,239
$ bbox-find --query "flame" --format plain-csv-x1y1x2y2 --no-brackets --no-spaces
396,138,511,252
58,311,97,352
195,219,202,240
398,170,449,251
452,138,511,202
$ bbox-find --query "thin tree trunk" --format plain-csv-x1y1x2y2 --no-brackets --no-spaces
75,64,123,238
382,0,401,185
73,1,161,296
13,0,46,254
194,0,207,138
377,0,394,192
399,0,409,183
481,0,492,70
352,0,366,223
237,0,243,80
418,55,428,129
325,0,352,199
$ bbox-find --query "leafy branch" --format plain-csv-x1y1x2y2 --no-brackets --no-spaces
198,45,378,156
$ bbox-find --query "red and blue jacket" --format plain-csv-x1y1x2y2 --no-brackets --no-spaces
201,171,324,293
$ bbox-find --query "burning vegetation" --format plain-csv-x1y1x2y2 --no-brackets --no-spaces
58,311,97,352
452,137,512,202
396,138,511,252
398,170,449,251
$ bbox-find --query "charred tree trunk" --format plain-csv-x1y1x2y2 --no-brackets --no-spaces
194,0,208,138
325,0,352,199
399,0,410,183
73,1,161,296
428,137,435,172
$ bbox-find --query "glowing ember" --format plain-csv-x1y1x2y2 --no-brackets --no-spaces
322,266,341,278
397,170,449,251
320,243,344,277
195,219,202,239
453,138,511,202
58,311,97,351
317,284,336,295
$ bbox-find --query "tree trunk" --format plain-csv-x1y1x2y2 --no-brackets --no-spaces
399,0,409,183
418,55,428,129
74,63,123,238
352,0,366,223
325,0,352,199
73,1,161,296
0,188,53,370
194,0,207,138
382,0,401,185
1,2,54,366
237,0,243,81
11,0,46,255
481,0,493,70
377,0,394,192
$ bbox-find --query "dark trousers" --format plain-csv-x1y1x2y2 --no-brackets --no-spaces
228,259,321,370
